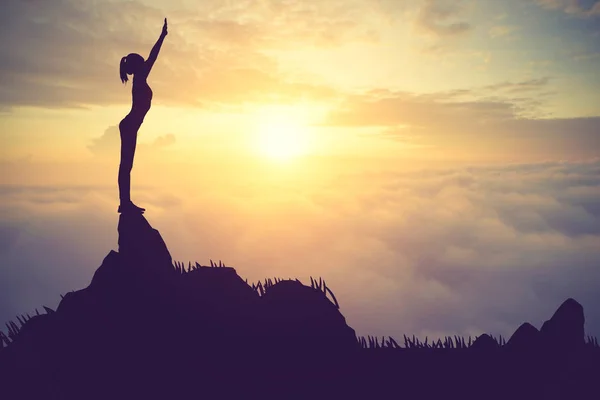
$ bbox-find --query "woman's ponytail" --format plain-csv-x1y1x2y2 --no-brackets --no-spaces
119,56,128,84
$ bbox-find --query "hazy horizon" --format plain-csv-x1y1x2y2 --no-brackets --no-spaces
1,0,599,340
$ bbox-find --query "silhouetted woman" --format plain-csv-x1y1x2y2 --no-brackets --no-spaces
117,18,168,213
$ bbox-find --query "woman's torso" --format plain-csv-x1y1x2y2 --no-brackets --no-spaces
130,77,153,119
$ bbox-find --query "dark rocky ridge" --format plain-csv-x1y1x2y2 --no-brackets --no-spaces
0,213,599,400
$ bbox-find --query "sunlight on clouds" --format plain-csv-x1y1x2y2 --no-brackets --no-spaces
2,160,599,339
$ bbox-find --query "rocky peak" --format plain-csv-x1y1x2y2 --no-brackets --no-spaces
117,212,174,277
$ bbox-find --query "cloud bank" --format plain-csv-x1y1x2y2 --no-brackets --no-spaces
1,159,599,340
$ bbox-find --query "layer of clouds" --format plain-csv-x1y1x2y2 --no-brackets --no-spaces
327,76,556,125
326,91,519,128
323,81,600,157
2,0,596,122
1,159,599,340
1,0,383,109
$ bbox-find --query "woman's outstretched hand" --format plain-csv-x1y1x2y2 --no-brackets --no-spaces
162,18,168,37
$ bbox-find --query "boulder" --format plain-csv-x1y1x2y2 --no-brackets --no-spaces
540,298,585,351
505,322,540,352
470,333,500,351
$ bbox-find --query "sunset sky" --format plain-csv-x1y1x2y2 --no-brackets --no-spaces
1,0,600,340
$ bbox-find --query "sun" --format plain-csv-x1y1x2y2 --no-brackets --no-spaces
255,109,311,161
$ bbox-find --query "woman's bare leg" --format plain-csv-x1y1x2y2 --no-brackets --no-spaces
118,120,145,212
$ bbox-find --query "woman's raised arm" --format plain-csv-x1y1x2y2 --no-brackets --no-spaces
145,18,168,75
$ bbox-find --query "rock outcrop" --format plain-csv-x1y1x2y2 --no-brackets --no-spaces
505,322,540,352
261,279,358,351
471,333,500,351
540,298,585,351
0,213,359,399
117,212,175,277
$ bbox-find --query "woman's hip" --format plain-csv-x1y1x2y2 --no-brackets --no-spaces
120,116,143,134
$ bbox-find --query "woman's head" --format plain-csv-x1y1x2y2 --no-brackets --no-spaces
119,53,145,84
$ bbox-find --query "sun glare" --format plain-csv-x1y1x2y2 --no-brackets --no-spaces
255,107,311,161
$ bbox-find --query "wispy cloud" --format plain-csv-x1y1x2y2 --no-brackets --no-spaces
415,0,472,37
481,77,552,93
535,0,600,18
489,25,520,39
321,79,600,158
324,76,555,129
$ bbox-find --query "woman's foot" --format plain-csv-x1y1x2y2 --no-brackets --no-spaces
118,201,145,214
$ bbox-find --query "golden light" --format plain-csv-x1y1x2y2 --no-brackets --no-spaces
254,107,312,161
